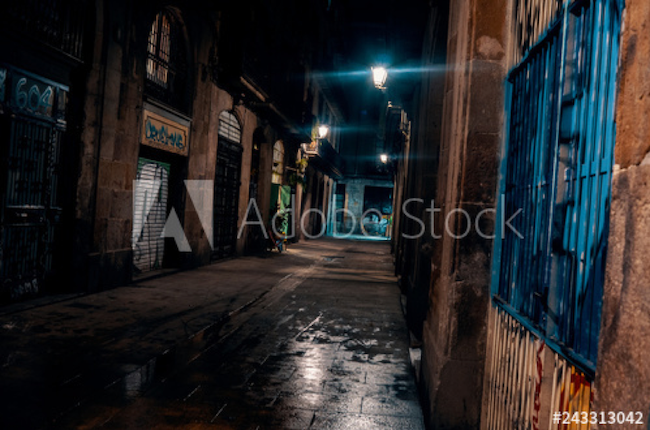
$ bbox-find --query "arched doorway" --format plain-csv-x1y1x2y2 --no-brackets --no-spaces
133,7,192,274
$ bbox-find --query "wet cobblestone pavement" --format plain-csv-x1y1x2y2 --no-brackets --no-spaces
1,239,424,429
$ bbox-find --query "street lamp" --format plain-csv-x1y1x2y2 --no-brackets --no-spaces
380,153,389,164
371,66,388,90
318,124,330,139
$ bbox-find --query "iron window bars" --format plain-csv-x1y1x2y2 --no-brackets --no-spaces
3,0,86,60
145,10,190,113
492,0,622,373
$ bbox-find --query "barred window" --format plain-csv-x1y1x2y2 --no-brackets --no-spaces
3,0,86,60
218,111,242,143
510,0,563,66
147,12,171,87
493,0,622,370
145,9,190,112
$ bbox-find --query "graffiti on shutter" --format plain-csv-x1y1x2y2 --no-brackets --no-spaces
132,158,170,273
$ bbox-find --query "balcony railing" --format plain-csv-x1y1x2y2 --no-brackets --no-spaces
302,139,342,179
3,0,86,60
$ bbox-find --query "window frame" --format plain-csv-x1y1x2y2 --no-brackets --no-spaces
144,8,191,113
490,0,622,374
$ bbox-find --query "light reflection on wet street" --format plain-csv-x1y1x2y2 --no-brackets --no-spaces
2,240,424,429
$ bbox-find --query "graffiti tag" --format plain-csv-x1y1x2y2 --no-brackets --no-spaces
9,278,39,300
145,119,184,150
141,109,189,156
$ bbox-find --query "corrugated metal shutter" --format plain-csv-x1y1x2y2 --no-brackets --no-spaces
132,158,170,273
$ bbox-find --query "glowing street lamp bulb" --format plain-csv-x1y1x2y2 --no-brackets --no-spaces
380,153,389,164
318,125,329,139
372,66,388,89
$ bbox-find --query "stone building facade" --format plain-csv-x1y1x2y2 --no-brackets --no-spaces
392,0,650,428
0,0,93,302
0,0,342,302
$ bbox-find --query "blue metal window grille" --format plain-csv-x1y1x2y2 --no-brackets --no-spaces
492,0,622,373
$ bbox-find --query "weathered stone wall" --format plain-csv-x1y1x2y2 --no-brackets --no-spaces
257,125,275,226
82,2,273,288
72,0,106,291
612,0,650,169
183,56,218,268
594,0,650,417
594,164,650,418
419,0,507,427
89,0,144,290
235,108,257,255
184,80,263,266
337,178,393,235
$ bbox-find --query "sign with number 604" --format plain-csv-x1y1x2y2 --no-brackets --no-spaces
0,65,68,123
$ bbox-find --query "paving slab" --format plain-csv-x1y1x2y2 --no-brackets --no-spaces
0,238,425,429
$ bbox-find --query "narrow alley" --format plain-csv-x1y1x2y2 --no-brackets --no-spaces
2,0,650,428
0,239,424,429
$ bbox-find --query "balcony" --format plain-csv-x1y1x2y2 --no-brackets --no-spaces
301,139,342,179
